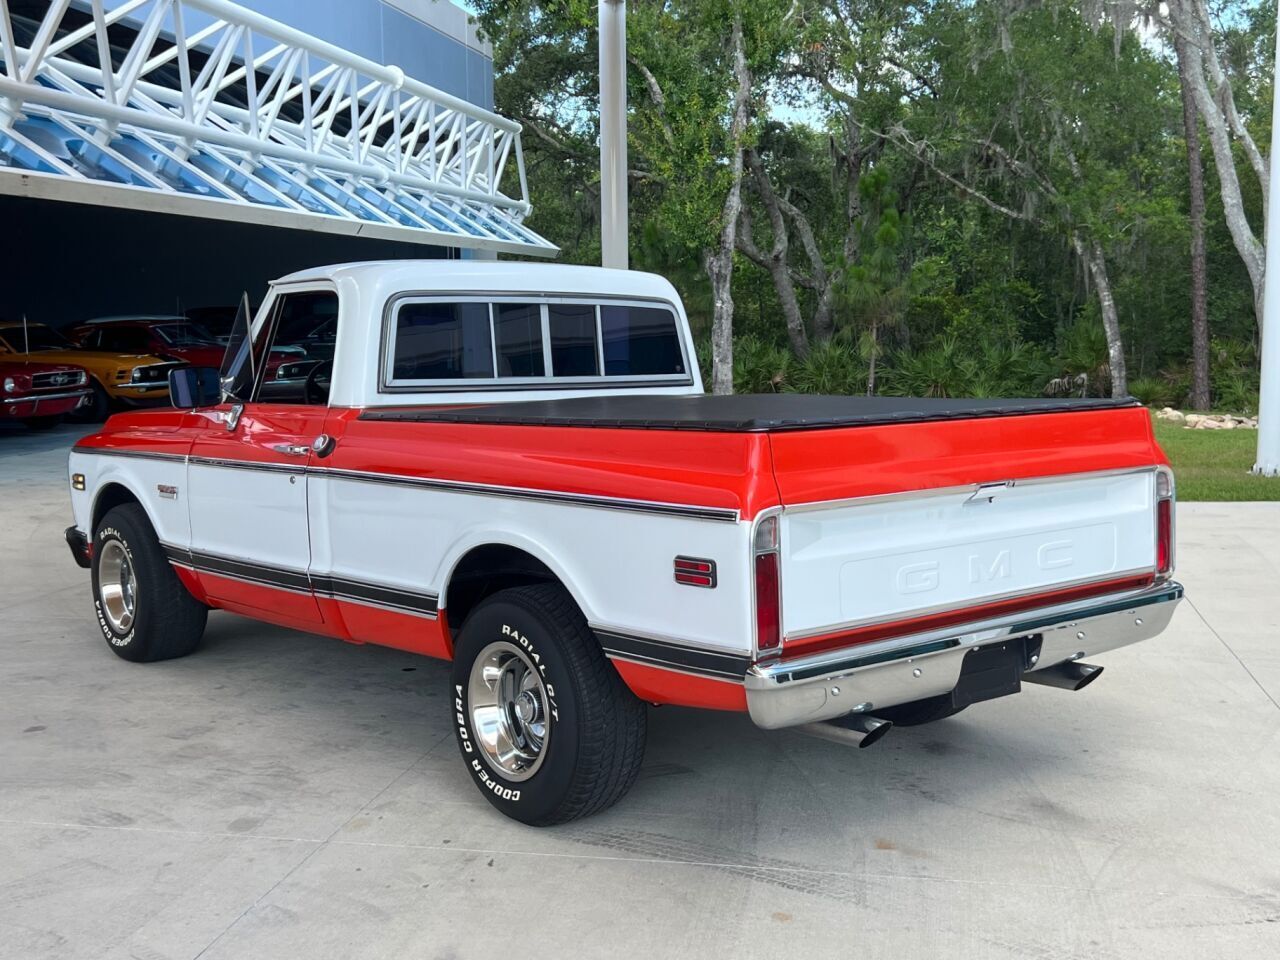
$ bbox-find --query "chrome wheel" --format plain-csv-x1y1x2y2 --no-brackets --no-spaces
98,539,137,634
467,641,552,781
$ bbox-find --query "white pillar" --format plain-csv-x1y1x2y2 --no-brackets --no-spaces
1254,9,1280,475
598,0,628,270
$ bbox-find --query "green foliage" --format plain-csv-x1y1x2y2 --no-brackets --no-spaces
475,0,1266,404
1127,377,1178,408
882,336,1052,398
1053,318,1112,397
1211,338,1261,414
786,338,869,395
732,335,792,393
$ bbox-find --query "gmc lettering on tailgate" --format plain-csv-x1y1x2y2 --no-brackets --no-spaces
894,539,1076,597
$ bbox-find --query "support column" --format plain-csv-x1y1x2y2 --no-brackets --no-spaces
1254,9,1280,475
598,0,628,270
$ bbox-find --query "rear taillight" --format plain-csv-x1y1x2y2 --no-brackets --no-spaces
754,516,781,653
1156,468,1175,578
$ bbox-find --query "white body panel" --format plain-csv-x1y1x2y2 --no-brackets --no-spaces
187,462,311,574
780,470,1158,638
310,474,752,652
67,450,188,547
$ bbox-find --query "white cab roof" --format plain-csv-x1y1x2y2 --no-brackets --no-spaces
272,260,681,302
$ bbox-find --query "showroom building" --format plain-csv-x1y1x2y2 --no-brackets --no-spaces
0,0,552,326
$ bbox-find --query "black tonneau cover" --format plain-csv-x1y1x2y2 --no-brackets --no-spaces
360,394,1139,433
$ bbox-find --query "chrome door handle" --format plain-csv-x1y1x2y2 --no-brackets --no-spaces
272,443,310,457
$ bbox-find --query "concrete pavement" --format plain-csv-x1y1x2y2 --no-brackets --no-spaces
2,423,1278,959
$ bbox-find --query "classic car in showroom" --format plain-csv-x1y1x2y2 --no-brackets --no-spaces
1,357,91,427
0,321,185,421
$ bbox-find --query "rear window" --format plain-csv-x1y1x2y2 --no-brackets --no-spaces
393,302,493,380
386,298,687,386
549,304,599,376
494,303,544,377
601,305,684,376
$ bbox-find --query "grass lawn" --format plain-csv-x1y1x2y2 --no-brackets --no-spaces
1153,417,1280,501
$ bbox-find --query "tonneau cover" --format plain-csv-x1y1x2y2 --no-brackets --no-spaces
361,393,1138,432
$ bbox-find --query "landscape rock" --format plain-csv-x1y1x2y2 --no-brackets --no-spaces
1154,408,1257,430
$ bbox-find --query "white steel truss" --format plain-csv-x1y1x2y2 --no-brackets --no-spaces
0,0,557,255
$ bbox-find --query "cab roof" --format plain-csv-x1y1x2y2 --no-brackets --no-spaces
272,260,680,302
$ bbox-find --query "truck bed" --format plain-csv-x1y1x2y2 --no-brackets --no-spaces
360,394,1138,432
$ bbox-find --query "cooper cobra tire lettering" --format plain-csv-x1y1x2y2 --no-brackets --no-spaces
91,504,207,663
449,584,646,826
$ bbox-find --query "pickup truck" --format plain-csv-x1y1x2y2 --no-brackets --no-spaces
65,261,1183,825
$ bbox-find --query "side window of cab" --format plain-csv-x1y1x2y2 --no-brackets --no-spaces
254,290,341,405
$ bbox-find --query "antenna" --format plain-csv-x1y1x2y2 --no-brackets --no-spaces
22,314,29,354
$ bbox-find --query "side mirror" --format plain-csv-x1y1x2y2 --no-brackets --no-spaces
169,366,222,409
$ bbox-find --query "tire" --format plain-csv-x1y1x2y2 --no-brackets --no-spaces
450,584,647,825
91,503,207,662
72,380,111,423
22,415,63,430
876,694,966,727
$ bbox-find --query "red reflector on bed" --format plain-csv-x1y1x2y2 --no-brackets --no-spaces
675,556,717,588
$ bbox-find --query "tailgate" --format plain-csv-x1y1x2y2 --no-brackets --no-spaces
766,407,1166,643
780,470,1157,639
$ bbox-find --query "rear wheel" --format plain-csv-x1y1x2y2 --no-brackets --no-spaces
876,694,966,727
92,504,207,662
450,584,646,825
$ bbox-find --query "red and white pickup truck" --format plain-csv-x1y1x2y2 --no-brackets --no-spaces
65,261,1182,825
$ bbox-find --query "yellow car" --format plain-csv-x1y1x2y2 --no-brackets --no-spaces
0,321,184,421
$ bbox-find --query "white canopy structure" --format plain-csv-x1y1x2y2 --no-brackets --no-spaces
0,0,556,256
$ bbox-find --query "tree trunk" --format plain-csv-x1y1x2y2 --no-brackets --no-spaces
1071,233,1129,398
706,13,751,396
866,317,878,396
1176,32,1212,411
739,152,810,357
1168,1,1265,324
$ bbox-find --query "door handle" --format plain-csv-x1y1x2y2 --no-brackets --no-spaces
272,443,310,457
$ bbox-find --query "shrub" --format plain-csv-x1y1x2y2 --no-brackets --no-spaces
882,337,1051,398
786,338,868,395
733,336,792,393
1127,376,1177,408
1210,338,1259,413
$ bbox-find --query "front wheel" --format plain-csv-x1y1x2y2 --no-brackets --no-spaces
72,380,111,423
450,584,647,825
92,504,207,662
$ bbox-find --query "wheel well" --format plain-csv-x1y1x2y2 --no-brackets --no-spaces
444,545,560,634
92,483,143,533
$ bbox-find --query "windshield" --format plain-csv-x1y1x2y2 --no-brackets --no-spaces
0,324,71,352
154,322,219,346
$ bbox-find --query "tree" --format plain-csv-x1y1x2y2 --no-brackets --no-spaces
1175,31,1212,410
705,12,752,394
1161,0,1268,324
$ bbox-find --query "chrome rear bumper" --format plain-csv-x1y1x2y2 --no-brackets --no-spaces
745,581,1183,730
